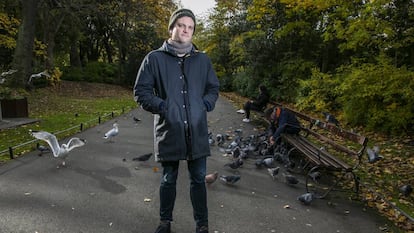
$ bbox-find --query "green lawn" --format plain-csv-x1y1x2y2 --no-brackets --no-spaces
0,81,137,162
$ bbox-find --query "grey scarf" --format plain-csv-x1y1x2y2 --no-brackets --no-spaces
167,39,193,56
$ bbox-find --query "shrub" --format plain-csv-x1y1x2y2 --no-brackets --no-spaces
297,55,414,135
296,67,342,113
61,62,119,84
338,56,414,134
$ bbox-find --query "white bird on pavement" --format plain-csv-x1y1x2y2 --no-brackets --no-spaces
30,130,86,167
103,123,119,142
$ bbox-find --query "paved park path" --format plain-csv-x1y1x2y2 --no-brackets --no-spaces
0,95,394,233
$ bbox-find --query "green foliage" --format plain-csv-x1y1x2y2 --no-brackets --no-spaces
297,54,414,135
270,58,314,102
0,12,19,49
296,67,342,113
61,62,119,84
338,55,414,134
61,66,83,81
0,12,20,67
0,86,28,99
232,68,254,97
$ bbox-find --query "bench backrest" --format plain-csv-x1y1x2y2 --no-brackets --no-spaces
283,106,368,158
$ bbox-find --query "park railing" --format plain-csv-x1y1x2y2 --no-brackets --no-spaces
0,107,129,160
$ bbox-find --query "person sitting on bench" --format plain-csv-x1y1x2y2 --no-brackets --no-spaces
237,85,270,122
266,106,301,145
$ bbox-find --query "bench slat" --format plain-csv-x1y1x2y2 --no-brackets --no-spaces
284,134,351,170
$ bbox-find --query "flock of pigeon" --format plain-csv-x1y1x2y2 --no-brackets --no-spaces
204,127,412,204
204,128,315,205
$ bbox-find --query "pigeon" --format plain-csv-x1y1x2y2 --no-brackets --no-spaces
231,146,241,159
399,184,412,197
283,173,299,185
205,171,219,184
133,116,141,122
27,70,50,84
103,122,119,142
216,134,225,146
228,140,239,149
219,147,232,154
298,192,313,205
366,145,383,163
234,128,243,136
322,112,340,126
262,157,275,168
255,157,274,168
224,158,243,169
308,171,321,182
30,130,86,167
255,159,265,168
219,175,241,185
132,153,152,162
267,167,280,180
208,132,215,146
36,142,50,156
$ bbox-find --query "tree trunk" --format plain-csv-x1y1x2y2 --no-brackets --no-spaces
42,5,66,71
70,41,82,67
11,0,38,87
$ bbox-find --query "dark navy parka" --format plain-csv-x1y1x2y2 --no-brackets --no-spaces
134,41,220,162
269,108,301,140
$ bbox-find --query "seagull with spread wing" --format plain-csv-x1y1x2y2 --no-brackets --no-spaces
0,69,17,84
30,130,86,167
27,70,50,84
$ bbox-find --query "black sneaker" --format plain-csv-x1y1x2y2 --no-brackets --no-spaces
196,225,208,233
154,221,171,233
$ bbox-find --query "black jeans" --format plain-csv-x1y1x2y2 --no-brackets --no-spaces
159,157,208,227
243,101,264,119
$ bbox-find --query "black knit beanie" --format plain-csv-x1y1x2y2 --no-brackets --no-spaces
168,8,196,33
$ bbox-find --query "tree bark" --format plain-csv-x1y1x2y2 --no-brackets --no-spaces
11,0,38,87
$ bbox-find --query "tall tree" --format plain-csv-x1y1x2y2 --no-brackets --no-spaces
11,0,38,87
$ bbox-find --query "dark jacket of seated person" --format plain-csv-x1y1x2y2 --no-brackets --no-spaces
265,107,301,145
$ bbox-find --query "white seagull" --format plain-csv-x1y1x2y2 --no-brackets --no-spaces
27,70,50,84
0,69,17,84
30,130,86,167
103,123,119,142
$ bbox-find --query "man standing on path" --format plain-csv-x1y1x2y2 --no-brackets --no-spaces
134,8,220,233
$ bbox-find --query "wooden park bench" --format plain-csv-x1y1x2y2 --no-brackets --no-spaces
272,106,369,199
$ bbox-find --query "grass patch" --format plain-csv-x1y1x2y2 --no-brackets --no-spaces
0,81,136,162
